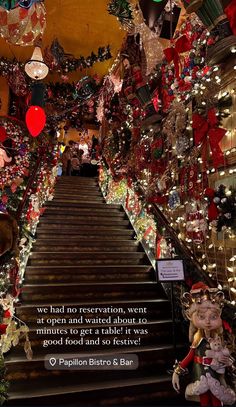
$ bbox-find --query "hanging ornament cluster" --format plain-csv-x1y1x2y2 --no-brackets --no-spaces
0,1,46,46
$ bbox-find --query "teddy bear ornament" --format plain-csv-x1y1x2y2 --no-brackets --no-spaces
172,282,236,406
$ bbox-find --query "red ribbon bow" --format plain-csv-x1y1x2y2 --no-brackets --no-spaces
225,0,236,35
193,108,226,169
164,35,191,78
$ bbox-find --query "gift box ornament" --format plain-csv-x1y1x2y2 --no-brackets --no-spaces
183,0,236,64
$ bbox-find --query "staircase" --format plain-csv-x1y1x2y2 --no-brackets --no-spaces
6,176,187,406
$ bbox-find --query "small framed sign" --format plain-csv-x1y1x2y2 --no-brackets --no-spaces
156,259,185,282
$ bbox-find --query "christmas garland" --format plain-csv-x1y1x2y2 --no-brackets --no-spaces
0,45,112,78
0,118,32,195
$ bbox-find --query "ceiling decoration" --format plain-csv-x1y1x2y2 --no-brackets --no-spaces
0,0,125,82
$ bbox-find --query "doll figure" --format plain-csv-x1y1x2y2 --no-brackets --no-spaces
172,282,236,406
205,334,231,375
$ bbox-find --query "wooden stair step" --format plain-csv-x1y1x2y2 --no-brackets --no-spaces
51,197,105,204
54,191,103,196
7,374,185,405
37,224,132,230
25,265,151,274
39,217,130,226
36,231,135,239
24,272,153,283
27,252,147,266
32,243,140,252
20,281,162,302
43,207,125,216
46,201,121,209
24,265,153,283
32,240,139,248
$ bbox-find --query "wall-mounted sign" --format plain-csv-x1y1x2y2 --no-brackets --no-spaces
156,259,185,282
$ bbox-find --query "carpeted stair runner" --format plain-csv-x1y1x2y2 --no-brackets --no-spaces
5,176,187,406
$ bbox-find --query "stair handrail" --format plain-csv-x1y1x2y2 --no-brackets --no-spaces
150,203,213,287
101,159,213,287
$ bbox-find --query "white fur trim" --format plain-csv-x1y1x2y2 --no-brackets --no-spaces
185,374,236,405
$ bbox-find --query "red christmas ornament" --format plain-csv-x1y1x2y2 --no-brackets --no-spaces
0,126,7,142
25,106,46,137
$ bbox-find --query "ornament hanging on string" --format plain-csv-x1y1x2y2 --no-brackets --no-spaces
25,106,46,137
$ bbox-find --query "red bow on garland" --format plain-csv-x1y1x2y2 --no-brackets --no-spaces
164,35,192,78
192,108,226,169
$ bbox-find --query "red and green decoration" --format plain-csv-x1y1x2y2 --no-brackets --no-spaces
0,117,33,213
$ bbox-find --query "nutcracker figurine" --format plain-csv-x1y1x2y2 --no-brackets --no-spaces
172,282,236,406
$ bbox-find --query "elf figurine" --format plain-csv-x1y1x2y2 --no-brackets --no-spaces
172,282,236,406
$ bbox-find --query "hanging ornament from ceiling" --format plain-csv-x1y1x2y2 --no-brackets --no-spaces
0,2,46,46
133,7,163,75
25,106,46,137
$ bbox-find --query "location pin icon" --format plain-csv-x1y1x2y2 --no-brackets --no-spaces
49,358,57,367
